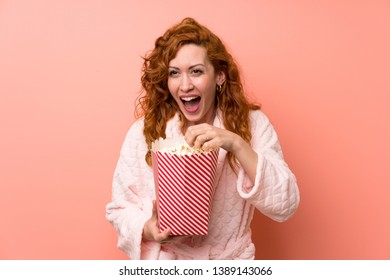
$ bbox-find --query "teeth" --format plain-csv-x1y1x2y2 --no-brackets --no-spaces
181,96,198,101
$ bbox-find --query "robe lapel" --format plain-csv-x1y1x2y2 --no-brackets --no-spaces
212,110,227,186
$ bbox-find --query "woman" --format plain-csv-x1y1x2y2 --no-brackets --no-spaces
106,17,300,260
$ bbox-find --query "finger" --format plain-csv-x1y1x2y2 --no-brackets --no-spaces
160,234,188,245
184,128,197,146
150,200,160,229
161,228,171,239
193,134,209,149
152,200,161,221
156,228,171,243
185,124,207,146
201,137,216,151
168,235,187,242
152,200,157,215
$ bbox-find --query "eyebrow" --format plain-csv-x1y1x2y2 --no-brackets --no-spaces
168,64,206,69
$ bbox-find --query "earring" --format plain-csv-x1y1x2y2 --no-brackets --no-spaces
217,84,222,93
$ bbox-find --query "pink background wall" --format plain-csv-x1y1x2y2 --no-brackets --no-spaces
1,0,389,259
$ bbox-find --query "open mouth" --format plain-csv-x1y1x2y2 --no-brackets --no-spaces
180,96,201,110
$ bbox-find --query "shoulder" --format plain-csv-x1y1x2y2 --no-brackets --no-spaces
248,109,280,143
125,117,145,139
121,117,147,150
249,109,271,127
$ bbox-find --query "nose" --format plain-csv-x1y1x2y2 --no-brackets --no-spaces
179,74,193,92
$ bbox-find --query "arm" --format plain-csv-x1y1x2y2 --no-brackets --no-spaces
236,110,300,222
105,119,158,259
185,124,258,183
185,110,300,222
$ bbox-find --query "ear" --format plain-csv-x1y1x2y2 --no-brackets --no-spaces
216,71,226,85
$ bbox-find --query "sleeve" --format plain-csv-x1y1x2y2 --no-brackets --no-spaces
105,119,158,259
236,110,300,222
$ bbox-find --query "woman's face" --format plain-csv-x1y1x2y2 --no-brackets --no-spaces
168,44,225,126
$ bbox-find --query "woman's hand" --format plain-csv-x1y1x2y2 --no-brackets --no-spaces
184,123,258,183
142,201,186,245
142,200,171,243
184,123,239,152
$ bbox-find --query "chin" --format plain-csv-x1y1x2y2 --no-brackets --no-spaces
181,113,204,125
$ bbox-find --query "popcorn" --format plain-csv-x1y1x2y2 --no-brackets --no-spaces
159,144,209,156
152,137,215,156
151,136,219,236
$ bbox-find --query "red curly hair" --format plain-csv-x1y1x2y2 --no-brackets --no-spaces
136,18,260,171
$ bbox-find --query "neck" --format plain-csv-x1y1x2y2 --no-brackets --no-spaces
180,111,216,134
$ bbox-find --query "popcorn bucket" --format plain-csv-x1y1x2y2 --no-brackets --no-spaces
151,137,219,236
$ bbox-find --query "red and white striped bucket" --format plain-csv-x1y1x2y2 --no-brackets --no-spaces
152,149,219,236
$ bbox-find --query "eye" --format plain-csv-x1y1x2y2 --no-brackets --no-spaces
168,70,179,77
191,69,203,75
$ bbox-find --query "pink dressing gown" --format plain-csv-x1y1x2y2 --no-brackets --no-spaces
106,110,300,259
